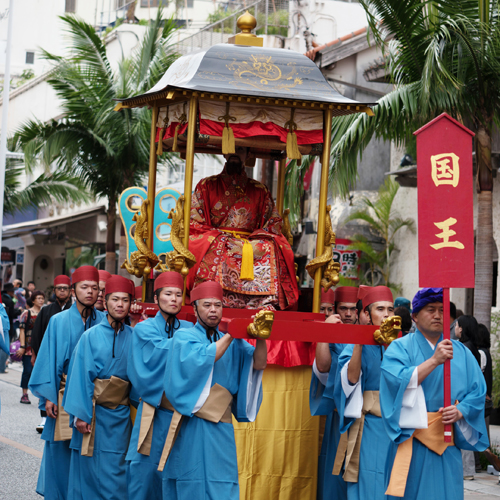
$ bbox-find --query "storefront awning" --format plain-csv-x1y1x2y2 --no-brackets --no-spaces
3,206,106,239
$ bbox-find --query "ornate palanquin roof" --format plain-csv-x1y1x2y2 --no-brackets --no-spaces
116,44,375,114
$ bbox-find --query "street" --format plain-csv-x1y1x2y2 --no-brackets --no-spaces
0,361,498,499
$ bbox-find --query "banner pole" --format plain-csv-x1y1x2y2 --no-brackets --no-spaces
443,287,452,442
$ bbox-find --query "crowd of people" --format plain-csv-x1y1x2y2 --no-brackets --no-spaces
0,150,493,500
0,263,489,500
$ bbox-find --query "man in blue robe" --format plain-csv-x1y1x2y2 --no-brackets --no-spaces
380,288,488,499
333,286,394,500
161,280,267,500
63,275,135,500
29,265,104,499
126,271,191,499
310,287,347,500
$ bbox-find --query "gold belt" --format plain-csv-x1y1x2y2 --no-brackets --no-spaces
81,376,130,457
385,412,455,497
157,384,233,471
332,390,381,482
137,394,175,456
54,374,72,442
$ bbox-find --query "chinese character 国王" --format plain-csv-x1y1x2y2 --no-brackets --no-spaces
430,217,464,250
430,153,460,187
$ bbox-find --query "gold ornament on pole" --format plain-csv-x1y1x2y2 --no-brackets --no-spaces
247,310,275,339
306,204,340,291
121,199,160,279
155,195,197,277
373,316,402,345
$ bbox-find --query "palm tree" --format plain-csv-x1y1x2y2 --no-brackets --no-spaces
296,0,499,330
13,9,178,273
5,153,89,216
343,177,415,288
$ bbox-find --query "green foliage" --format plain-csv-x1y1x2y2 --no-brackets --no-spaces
206,7,288,36
292,0,500,203
255,9,289,37
491,311,500,405
13,8,179,262
343,177,415,287
4,151,89,215
16,69,35,88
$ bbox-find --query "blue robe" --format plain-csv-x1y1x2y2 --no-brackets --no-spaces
162,322,263,500
334,344,389,500
63,318,133,500
0,303,10,413
310,343,347,500
380,330,488,500
29,302,104,499
126,312,192,500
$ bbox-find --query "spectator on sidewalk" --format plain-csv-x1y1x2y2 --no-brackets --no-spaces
2,283,21,342
18,291,45,404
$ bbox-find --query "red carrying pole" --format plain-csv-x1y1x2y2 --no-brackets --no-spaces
443,287,452,442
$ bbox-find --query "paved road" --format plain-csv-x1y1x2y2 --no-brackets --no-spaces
1,361,500,499
0,362,43,500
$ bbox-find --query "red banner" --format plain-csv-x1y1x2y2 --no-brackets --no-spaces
414,113,475,288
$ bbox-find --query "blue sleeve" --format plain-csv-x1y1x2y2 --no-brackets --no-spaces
29,315,67,404
454,346,489,451
379,338,416,444
164,329,217,416
333,343,362,433
63,331,99,425
232,339,263,423
128,319,173,406
0,305,10,354
310,343,344,416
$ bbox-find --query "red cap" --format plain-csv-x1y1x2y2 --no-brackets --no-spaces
190,281,223,303
335,286,359,304
320,288,335,304
362,286,393,310
154,272,184,292
72,266,99,285
105,275,135,297
135,286,143,300
98,270,112,283
357,285,371,301
54,275,71,287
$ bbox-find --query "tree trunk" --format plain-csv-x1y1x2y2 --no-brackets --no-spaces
474,124,493,331
105,197,117,274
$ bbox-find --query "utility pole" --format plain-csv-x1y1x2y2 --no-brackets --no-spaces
0,0,15,254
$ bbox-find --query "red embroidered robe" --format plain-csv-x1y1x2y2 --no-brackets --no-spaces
186,167,299,310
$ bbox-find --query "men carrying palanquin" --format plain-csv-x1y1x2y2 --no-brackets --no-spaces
333,286,394,500
162,281,267,499
187,147,298,310
380,288,488,499
63,275,135,500
29,265,105,499
126,272,191,500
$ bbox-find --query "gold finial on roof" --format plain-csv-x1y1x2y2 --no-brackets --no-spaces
237,11,257,34
228,11,263,47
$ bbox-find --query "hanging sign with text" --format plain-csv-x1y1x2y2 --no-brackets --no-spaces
414,113,475,288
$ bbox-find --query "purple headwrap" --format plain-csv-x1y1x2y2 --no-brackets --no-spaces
412,288,443,315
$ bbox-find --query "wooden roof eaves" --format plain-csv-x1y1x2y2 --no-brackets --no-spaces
114,88,375,116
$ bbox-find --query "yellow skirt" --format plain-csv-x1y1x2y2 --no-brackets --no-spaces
233,365,320,500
